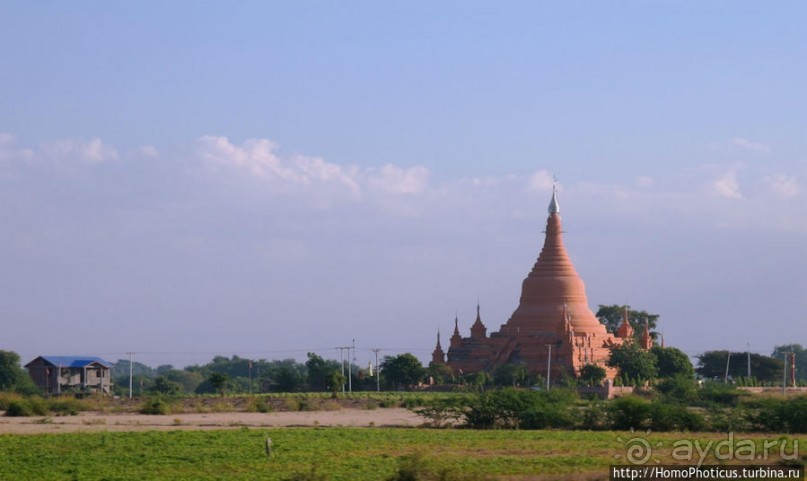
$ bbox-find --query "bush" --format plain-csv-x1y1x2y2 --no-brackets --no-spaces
648,402,705,431
0,392,24,411
746,395,807,433
4,400,33,417
608,396,651,430
48,398,82,416
463,389,579,430
656,375,698,404
140,398,171,415
697,382,741,406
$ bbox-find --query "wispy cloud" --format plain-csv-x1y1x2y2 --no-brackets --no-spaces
196,135,361,194
0,133,34,161
42,137,118,163
765,173,800,198
368,164,430,194
729,137,770,154
528,169,555,192
713,171,743,199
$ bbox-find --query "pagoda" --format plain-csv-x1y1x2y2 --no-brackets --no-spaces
433,188,644,380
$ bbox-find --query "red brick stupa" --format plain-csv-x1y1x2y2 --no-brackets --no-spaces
433,188,642,380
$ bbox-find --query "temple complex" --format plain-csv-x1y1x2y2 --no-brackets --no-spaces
431,189,649,381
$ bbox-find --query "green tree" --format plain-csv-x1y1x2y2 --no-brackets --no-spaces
381,354,425,390
0,350,23,391
274,365,302,392
163,369,204,393
325,370,346,398
652,346,695,379
596,304,659,342
149,376,181,395
578,364,607,386
426,363,455,385
208,372,229,396
493,363,529,387
607,342,658,385
305,353,341,392
696,351,783,382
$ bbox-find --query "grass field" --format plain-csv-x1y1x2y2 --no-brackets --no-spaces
1,428,804,481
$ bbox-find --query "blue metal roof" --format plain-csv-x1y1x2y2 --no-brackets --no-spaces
38,356,112,368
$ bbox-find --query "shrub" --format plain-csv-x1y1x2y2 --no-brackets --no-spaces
656,375,698,404
746,395,807,433
0,392,24,411
4,400,33,417
140,398,170,415
608,396,651,430
648,402,705,431
48,398,82,416
697,382,741,406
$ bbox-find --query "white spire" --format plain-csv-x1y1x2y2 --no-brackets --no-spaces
548,184,560,215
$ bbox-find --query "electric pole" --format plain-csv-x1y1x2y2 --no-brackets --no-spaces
372,348,381,392
724,352,731,384
349,339,355,393
127,352,134,398
336,346,350,393
546,344,552,390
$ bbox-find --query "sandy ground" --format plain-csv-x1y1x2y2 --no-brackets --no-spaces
0,408,423,435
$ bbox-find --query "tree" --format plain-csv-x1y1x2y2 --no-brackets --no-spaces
651,346,695,379
163,369,204,394
274,365,302,392
578,364,607,386
325,371,346,398
696,351,783,382
493,363,529,387
607,342,658,385
149,376,181,395
208,372,229,396
426,363,455,385
305,353,341,392
772,344,807,381
596,304,660,342
0,350,23,391
381,354,425,390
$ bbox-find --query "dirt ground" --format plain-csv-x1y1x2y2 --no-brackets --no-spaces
0,408,423,434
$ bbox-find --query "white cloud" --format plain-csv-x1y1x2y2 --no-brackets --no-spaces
368,164,430,194
729,137,770,154
765,174,800,198
42,137,118,163
139,145,159,158
196,135,360,194
636,175,654,188
713,171,743,199
528,170,555,192
0,133,34,161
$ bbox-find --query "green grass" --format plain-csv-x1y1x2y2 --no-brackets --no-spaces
0,428,804,481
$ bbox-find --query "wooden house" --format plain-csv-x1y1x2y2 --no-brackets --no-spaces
25,356,112,395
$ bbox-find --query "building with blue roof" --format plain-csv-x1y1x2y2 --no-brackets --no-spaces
25,356,112,395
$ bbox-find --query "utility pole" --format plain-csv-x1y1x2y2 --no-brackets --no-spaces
724,352,731,384
127,352,134,398
248,360,253,395
783,352,788,395
336,346,350,393
349,339,355,393
791,352,796,388
372,348,381,392
546,344,552,391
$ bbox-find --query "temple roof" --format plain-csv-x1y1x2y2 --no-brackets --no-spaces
502,190,608,336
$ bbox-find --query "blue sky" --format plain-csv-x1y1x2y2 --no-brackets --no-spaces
1,2,805,367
